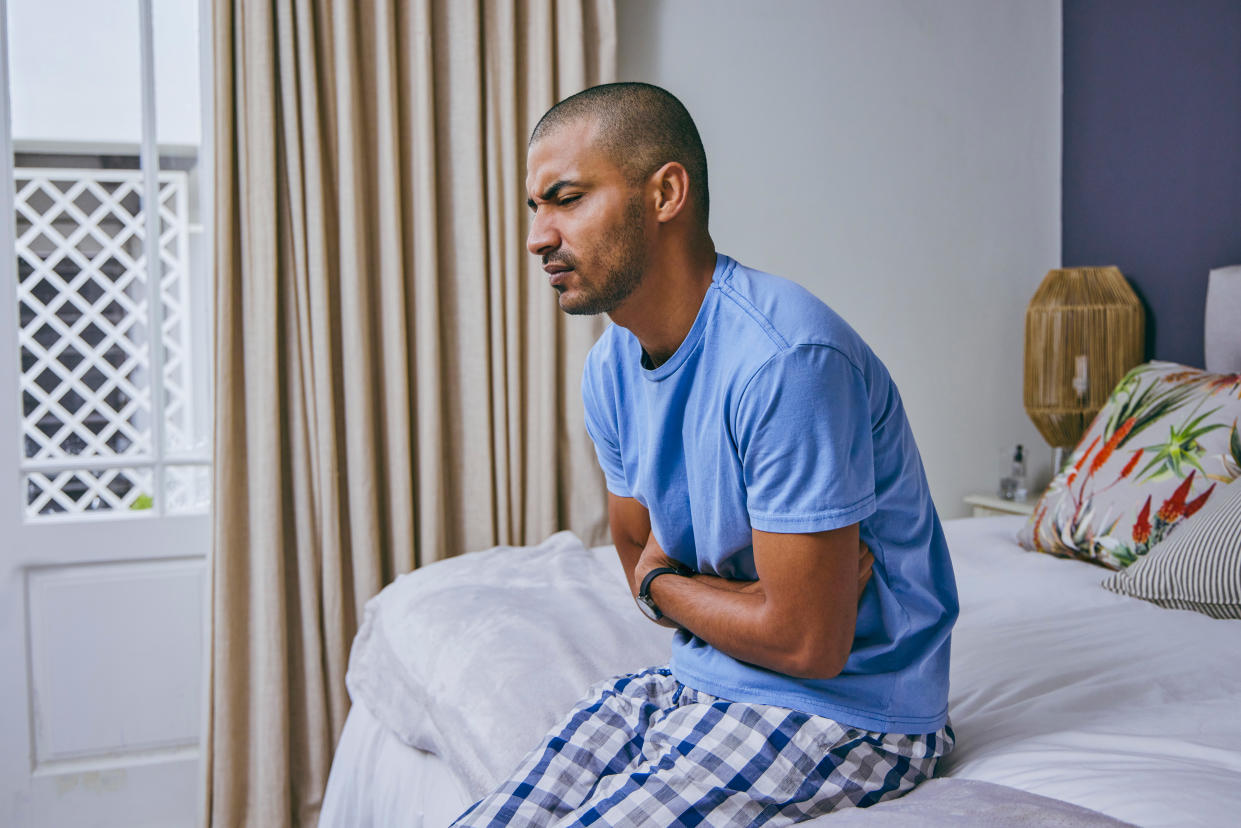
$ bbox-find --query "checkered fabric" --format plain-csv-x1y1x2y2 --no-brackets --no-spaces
451,666,953,827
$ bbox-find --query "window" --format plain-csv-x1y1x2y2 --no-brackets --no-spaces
6,0,210,520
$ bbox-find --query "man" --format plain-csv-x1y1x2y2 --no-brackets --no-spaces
453,82,957,827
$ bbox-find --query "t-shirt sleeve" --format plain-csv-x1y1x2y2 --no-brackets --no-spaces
735,344,876,532
581,359,632,498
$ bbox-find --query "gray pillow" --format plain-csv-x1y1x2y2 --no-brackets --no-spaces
1102,481,1241,619
1205,265,1241,372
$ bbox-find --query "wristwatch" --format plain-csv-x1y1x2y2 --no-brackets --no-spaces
636,561,695,621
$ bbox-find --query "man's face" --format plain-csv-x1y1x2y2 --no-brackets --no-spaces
526,119,649,315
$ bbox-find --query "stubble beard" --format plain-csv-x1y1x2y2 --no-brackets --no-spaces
553,195,648,316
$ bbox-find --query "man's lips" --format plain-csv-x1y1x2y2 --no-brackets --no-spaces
543,263,573,284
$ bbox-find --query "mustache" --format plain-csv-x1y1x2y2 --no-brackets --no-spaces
542,250,577,268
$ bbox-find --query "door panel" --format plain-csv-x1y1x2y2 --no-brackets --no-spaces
22,761,199,828
27,558,204,767
0,2,211,825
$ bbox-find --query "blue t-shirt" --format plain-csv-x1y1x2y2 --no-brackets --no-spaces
581,254,957,733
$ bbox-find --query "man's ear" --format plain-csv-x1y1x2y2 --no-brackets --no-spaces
650,161,690,224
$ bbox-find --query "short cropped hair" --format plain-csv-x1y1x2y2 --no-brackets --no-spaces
531,82,709,224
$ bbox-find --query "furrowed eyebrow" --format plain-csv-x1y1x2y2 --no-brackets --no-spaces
527,179,581,210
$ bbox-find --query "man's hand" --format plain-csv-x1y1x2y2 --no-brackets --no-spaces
633,533,684,589
633,535,690,628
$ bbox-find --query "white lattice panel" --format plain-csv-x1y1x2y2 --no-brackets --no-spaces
16,171,151,460
24,467,154,518
13,167,196,519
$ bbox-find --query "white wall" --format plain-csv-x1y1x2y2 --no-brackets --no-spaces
619,0,1061,517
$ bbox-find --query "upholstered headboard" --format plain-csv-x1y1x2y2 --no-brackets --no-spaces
1205,265,1241,372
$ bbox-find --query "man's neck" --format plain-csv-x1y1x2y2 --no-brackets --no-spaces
610,241,717,368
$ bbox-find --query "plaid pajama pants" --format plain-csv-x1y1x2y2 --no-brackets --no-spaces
451,667,953,827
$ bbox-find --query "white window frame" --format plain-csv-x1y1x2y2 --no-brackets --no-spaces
1,0,214,524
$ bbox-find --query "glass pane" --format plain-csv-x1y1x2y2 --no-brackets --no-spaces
156,165,198,455
154,0,202,150
155,0,207,458
8,0,210,521
9,1,152,464
9,1,144,146
25,467,155,518
164,464,209,515
14,165,154,460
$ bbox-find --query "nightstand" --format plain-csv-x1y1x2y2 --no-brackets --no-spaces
963,494,1036,518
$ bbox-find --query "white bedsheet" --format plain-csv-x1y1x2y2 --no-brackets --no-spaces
331,517,1241,827
942,517,1241,825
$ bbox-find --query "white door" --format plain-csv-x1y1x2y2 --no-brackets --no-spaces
0,1,212,825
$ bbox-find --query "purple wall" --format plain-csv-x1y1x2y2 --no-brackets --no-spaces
1062,0,1241,368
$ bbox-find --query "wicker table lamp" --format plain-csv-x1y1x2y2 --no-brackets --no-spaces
1024,266,1145,469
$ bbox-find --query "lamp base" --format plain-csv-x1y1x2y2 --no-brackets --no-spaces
1052,445,1069,476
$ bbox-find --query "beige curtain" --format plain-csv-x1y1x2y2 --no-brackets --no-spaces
205,2,615,825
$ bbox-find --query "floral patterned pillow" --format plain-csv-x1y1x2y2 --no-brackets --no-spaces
1018,361,1241,569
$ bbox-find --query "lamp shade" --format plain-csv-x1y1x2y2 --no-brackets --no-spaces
1023,266,1145,449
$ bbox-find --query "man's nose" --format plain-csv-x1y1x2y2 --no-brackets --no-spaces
527,210,559,257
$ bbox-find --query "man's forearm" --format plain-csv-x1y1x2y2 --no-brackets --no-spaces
646,573,842,679
688,572,759,594
607,490,863,682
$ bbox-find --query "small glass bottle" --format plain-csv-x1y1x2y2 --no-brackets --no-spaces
1011,444,1028,502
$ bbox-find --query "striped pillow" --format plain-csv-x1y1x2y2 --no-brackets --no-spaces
1101,482,1241,619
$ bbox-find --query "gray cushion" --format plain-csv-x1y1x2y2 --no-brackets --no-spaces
1205,265,1241,372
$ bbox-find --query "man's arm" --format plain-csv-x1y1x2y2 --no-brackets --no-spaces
608,493,650,598
611,494,871,675
636,522,868,680
610,493,691,629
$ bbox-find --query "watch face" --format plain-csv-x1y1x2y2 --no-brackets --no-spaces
636,593,661,621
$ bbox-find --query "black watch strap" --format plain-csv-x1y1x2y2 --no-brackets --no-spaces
637,562,694,621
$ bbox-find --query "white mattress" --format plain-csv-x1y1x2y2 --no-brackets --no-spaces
322,516,1241,827
321,701,471,826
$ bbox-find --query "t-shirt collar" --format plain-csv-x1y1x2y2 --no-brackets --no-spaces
641,254,733,382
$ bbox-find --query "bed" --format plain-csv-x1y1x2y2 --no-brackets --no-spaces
322,268,1241,826
319,515,1241,827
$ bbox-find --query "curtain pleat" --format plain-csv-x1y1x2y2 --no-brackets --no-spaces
206,2,615,825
